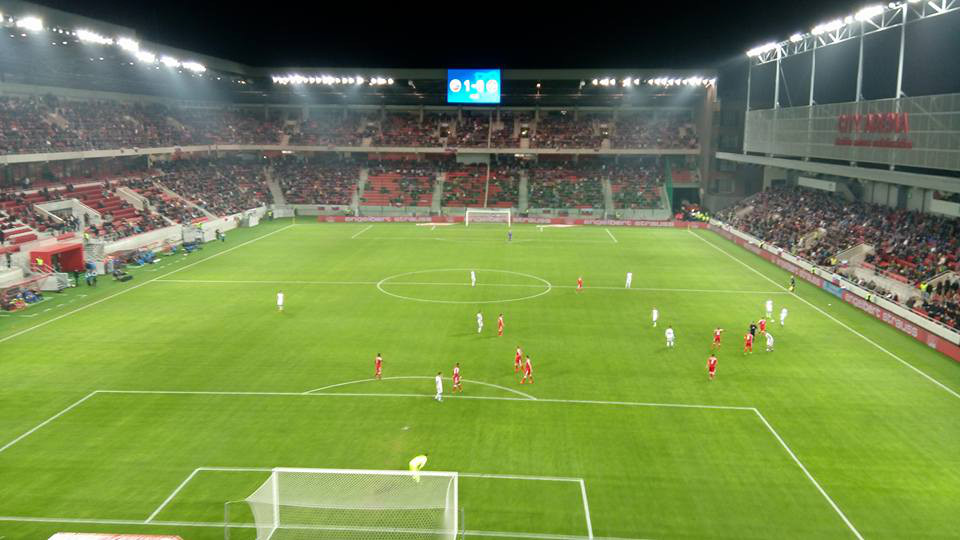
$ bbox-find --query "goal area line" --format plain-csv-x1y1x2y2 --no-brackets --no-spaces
0,388,860,540
143,466,592,539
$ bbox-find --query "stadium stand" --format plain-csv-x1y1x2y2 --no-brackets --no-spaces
363,162,436,207
272,157,359,205
528,163,604,210
530,111,601,149
448,112,490,148
157,158,271,216
610,159,665,209
718,186,960,326
611,111,699,149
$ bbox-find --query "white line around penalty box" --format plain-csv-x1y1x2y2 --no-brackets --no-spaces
146,466,593,538
0,388,853,540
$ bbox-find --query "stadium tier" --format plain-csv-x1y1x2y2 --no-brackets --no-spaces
4,2,960,539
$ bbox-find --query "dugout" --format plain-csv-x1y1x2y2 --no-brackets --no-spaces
30,242,85,273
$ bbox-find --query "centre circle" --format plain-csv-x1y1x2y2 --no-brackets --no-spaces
376,268,553,304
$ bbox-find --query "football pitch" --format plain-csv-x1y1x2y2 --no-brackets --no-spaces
1,219,959,540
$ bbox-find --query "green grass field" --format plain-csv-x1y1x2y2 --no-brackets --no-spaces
1,219,959,540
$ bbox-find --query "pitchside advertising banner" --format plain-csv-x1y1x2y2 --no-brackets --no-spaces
744,92,960,172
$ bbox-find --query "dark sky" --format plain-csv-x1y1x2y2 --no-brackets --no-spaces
30,0,866,69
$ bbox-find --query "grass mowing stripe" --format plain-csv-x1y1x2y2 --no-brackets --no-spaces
689,228,960,401
0,224,294,345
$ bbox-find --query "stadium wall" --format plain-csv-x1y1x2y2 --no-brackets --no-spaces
708,222,960,362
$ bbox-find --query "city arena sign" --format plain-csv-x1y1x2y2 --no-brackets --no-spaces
835,112,912,149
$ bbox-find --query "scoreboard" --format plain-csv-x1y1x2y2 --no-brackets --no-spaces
447,69,501,104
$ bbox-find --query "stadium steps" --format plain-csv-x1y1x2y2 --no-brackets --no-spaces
518,172,529,212
602,178,614,216
156,182,217,219
354,169,368,211
431,175,443,213
263,167,287,206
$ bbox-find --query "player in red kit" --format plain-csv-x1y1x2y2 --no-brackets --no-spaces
743,332,754,354
374,353,383,380
497,314,504,336
577,276,583,291
520,355,533,384
711,328,724,350
452,363,462,393
514,346,523,373
758,318,767,335
707,354,718,380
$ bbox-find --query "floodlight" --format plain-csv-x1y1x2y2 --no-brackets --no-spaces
790,33,803,42
182,61,206,73
812,19,843,35
117,37,139,52
591,79,598,86
135,50,156,63
387,78,394,84
16,16,43,32
356,76,364,84
77,29,112,45
855,5,885,21
160,55,180,68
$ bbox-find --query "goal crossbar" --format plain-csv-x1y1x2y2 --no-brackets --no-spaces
465,208,511,227
238,467,459,540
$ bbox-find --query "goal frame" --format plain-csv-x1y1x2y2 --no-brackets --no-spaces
464,208,511,227
230,467,459,540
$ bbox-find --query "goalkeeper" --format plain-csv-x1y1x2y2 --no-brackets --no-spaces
409,453,429,483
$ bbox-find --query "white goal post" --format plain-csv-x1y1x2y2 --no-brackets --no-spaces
464,208,511,227
236,467,458,540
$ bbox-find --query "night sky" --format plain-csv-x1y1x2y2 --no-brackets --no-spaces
31,0,867,69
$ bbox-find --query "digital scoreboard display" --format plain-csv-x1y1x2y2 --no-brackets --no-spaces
447,69,501,104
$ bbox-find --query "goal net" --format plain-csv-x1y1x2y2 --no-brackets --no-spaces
239,468,458,540
464,208,511,227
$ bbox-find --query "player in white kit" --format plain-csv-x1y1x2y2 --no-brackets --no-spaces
625,272,633,289
765,332,775,352
471,270,476,287
765,299,774,319
780,307,788,327
476,311,483,333
434,372,443,402
276,290,284,313
665,326,675,348
652,307,659,327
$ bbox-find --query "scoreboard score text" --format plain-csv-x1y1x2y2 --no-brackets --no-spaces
447,69,501,104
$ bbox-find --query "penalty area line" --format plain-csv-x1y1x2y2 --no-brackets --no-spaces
351,224,373,239
604,228,618,244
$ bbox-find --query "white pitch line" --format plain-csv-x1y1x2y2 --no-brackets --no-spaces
604,228,618,244
351,224,373,238
690,229,960,401
579,478,595,539
0,224,294,345
0,392,98,455
145,468,202,522
152,278,783,295
304,376,536,400
95,388,751,411
753,409,864,540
